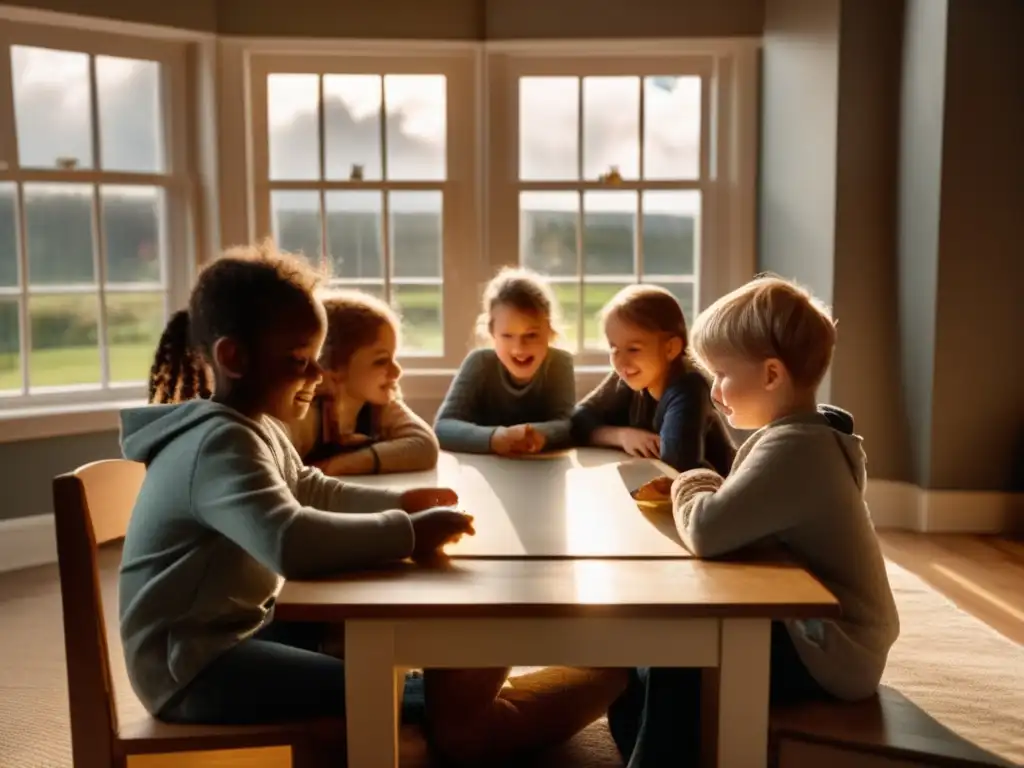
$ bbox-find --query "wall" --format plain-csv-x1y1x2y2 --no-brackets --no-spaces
0,0,217,30
920,0,1024,490
759,0,911,481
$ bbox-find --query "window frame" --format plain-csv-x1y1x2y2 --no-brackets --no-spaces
485,40,758,367
0,18,195,411
245,47,483,371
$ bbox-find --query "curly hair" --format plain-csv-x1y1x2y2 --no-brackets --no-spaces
147,310,213,404
146,240,326,403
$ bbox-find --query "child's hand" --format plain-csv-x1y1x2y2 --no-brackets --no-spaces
401,487,459,513
409,507,476,559
618,428,662,459
491,425,538,455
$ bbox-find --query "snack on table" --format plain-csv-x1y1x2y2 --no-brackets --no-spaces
631,475,673,502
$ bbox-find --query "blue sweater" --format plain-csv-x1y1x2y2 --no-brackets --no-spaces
571,365,736,475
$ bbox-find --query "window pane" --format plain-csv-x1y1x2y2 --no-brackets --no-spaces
107,291,164,382
0,300,19,392
325,191,382,280
651,282,695,326
644,76,701,180
271,190,321,262
642,191,699,277
327,281,385,301
384,75,445,181
29,293,99,387
12,46,93,170
519,77,578,181
97,56,164,173
391,191,441,279
102,186,162,284
393,283,442,356
267,74,319,181
0,183,17,287
584,281,632,350
583,77,639,181
550,281,580,354
325,74,382,181
25,184,94,286
520,192,577,278
583,191,635,277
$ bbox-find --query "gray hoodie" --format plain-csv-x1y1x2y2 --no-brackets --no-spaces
672,407,900,701
118,400,415,715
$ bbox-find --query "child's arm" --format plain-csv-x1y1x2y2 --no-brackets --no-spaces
570,371,633,447
192,422,414,579
671,431,806,558
433,350,498,453
657,373,715,472
314,401,440,475
527,349,577,449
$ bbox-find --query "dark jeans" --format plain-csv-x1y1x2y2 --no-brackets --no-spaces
159,620,425,725
608,621,825,768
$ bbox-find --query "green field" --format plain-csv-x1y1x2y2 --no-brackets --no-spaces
0,281,693,391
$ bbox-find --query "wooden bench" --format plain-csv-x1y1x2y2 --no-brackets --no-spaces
53,459,345,768
769,685,1014,768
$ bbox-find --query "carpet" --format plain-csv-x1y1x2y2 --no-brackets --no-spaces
0,549,1021,767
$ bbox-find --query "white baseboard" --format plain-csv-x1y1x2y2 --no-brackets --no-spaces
867,479,1024,533
0,514,57,574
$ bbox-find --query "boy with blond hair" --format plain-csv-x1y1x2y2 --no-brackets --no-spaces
607,274,900,768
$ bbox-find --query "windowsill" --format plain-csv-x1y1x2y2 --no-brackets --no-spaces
0,365,614,443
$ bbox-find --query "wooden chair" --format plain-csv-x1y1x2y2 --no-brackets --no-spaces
52,459,345,768
769,685,1013,767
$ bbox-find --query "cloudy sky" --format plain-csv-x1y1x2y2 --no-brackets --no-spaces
10,47,701,218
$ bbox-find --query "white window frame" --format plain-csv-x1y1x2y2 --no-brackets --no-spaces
0,16,196,413
244,44,483,373
485,40,758,369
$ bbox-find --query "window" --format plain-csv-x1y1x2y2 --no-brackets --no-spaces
487,48,755,363
0,22,190,407
248,51,479,367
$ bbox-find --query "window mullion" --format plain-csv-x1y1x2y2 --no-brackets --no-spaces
88,53,109,388
636,76,645,283
379,76,391,301
317,74,328,270
575,76,585,353
14,182,28,395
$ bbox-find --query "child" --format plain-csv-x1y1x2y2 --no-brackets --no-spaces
571,284,735,474
606,275,901,767
118,241,474,726
289,289,439,475
433,267,576,456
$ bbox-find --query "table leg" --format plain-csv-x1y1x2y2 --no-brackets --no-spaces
345,620,399,768
717,618,771,768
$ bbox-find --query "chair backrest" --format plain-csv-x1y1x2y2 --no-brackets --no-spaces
52,459,146,766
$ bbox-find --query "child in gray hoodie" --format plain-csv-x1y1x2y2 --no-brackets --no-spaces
607,275,900,767
119,242,474,725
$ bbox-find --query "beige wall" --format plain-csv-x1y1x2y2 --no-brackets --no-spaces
0,0,217,30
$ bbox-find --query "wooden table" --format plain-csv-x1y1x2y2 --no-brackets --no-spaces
278,558,840,768
341,448,687,558
279,450,840,767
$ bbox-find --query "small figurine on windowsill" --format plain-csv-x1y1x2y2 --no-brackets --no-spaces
56,156,79,171
350,163,364,181
598,165,623,185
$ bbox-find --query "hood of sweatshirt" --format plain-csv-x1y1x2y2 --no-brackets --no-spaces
773,404,865,492
120,400,266,465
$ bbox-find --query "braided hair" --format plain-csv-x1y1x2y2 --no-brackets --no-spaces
147,310,213,404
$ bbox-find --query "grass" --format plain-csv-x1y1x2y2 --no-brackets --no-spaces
0,281,694,391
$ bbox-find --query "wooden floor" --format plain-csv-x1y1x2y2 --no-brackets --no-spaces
878,532,1024,646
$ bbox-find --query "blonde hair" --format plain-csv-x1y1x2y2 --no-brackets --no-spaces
601,284,689,360
318,289,401,372
474,267,562,343
690,274,837,390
